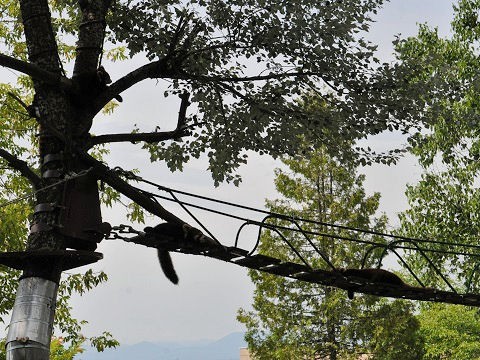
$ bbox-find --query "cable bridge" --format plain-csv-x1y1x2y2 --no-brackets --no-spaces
1,170,480,307
103,178,480,307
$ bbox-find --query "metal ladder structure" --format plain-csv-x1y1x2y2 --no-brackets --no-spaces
96,173,480,308
2,171,480,308
110,220,480,307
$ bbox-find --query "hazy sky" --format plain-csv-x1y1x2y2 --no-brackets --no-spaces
1,0,456,346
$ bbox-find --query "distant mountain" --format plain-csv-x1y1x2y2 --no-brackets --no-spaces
76,332,247,360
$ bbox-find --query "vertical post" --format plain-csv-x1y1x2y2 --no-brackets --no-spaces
6,277,58,360
6,1,111,358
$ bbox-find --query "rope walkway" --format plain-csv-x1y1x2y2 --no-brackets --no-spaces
110,224,480,307
2,164,479,307
102,169,480,307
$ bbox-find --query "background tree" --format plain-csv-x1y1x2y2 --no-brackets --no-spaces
397,163,480,289
238,147,423,360
417,303,480,360
390,0,480,292
392,2,480,357
366,300,424,360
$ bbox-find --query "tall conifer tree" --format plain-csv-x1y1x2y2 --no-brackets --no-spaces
238,147,423,359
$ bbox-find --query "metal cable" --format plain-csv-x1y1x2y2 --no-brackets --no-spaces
133,178,480,252
149,192,480,258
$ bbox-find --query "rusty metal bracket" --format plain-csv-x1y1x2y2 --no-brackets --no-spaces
0,250,103,272
42,169,63,179
43,153,64,166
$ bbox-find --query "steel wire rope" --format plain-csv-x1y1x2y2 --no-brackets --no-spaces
116,170,480,259
245,214,336,270
152,192,381,246
255,220,313,270
380,240,457,293
149,192,480,259
141,188,223,247
110,171,480,303
132,177,480,252
385,247,426,288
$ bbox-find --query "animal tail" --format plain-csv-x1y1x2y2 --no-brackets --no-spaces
157,249,179,284
348,289,354,300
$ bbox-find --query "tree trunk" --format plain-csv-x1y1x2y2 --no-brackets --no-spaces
6,1,109,358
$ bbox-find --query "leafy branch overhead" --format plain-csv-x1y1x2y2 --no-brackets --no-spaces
0,0,423,187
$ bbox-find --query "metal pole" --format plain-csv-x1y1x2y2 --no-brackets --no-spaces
6,277,58,360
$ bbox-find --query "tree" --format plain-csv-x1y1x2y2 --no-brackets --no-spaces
47,337,85,360
393,0,480,170
393,0,480,291
418,303,480,360
392,3,480,358
366,300,424,360
0,0,418,358
397,164,480,290
237,148,423,360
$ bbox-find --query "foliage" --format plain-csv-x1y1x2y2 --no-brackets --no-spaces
238,148,422,359
394,0,480,169
0,0,421,183
418,303,480,360
0,336,86,360
397,163,480,290
393,0,480,291
366,300,424,360
392,5,480,359
49,337,85,360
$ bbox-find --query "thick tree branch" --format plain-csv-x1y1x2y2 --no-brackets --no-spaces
74,0,112,75
90,92,192,147
0,149,41,189
92,62,317,115
81,152,183,223
0,54,70,88
20,0,63,74
176,91,190,130
91,59,170,115
81,153,217,250
88,130,186,147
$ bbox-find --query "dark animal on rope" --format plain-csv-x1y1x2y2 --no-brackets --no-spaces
340,268,408,299
144,222,206,284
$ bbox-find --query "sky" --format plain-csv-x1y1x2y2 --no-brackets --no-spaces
1,0,456,346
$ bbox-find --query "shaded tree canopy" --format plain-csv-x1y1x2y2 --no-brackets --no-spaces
0,0,419,187
394,0,480,292
395,0,480,168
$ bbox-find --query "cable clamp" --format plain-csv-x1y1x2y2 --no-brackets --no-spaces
30,222,53,234
42,169,63,179
33,203,56,214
